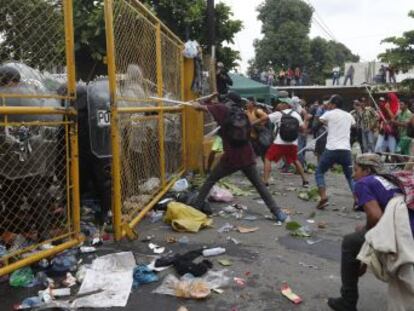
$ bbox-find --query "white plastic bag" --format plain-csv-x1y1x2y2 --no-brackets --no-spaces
183,40,200,59
209,185,234,202
171,178,190,192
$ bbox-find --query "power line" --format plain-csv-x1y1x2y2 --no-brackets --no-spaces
306,0,338,42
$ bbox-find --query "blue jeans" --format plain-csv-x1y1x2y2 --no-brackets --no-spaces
315,149,354,191
361,129,375,153
374,134,397,153
298,134,307,167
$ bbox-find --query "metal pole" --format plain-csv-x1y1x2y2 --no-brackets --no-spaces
156,23,166,188
104,0,123,241
207,0,216,52
297,130,327,155
63,0,76,96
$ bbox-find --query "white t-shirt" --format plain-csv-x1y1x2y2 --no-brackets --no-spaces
268,109,303,145
320,108,355,150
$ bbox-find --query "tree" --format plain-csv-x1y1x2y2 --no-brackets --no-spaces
308,37,359,85
0,0,65,70
379,10,414,72
252,0,313,72
142,0,243,70
250,0,359,85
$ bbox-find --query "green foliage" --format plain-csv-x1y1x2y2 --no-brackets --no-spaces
379,10,414,74
0,0,65,70
250,0,358,84
142,0,243,69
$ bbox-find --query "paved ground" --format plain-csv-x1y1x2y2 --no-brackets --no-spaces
0,163,388,310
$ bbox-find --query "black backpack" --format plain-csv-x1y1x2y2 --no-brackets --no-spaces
224,105,251,147
278,110,300,142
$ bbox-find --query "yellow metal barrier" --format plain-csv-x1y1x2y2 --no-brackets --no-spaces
0,0,80,276
104,0,188,240
0,107,82,277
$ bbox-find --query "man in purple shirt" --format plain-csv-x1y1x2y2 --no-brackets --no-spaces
191,92,288,223
328,154,414,311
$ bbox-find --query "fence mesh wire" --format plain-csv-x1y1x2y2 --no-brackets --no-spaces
110,0,185,230
0,119,74,265
0,0,71,97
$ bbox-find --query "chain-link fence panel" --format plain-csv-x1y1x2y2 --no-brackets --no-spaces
0,113,81,276
119,114,161,223
0,0,75,98
105,0,186,239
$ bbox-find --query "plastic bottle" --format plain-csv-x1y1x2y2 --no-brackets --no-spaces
14,296,43,310
202,247,226,257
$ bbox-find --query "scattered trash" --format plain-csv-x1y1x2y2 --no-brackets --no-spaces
233,277,246,287
243,215,257,221
72,252,135,308
217,223,234,234
80,246,97,253
298,187,320,202
306,219,315,224
291,227,312,238
212,288,224,294
51,251,78,273
226,237,241,245
306,238,322,245
149,210,165,223
285,187,296,192
139,177,161,194
9,267,34,287
147,259,171,272
153,270,230,299
166,236,177,244
286,221,302,231
133,264,159,288
164,202,213,233
220,205,244,219
62,272,77,287
209,185,234,202
172,178,190,193
218,180,252,196
76,265,89,283
39,287,71,298
317,221,327,229
178,236,190,245
177,306,189,311
218,259,233,267
299,262,319,270
14,296,44,310
202,247,226,257
256,200,265,205
237,226,259,234
142,235,154,242
281,283,303,304
149,243,165,254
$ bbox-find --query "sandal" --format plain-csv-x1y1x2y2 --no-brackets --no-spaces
316,198,329,210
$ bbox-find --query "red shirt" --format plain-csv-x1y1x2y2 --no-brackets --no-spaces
207,103,256,169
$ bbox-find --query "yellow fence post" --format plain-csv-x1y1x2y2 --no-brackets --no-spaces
63,0,76,96
104,0,123,241
70,120,81,237
183,58,204,172
156,22,166,187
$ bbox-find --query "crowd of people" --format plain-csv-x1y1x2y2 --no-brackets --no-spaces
251,65,308,86
193,66,414,310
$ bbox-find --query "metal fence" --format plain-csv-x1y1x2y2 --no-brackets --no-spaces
104,0,186,240
0,0,79,276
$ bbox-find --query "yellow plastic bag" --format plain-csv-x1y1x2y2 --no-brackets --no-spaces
164,202,213,232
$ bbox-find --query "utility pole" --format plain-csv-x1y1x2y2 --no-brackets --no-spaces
207,0,216,58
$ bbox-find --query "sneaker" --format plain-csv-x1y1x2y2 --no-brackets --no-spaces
274,210,289,223
327,297,357,311
302,181,310,188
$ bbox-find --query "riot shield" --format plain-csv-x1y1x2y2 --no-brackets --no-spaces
87,79,112,158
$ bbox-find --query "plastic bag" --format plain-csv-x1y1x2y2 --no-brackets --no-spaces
164,202,213,232
133,265,159,288
172,178,190,193
209,185,234,203
183,40,200,59
153,270,230,299
9,267,34,287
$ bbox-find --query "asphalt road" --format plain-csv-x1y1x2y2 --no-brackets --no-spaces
0,164,388,311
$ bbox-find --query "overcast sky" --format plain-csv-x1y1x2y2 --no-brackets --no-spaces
219,0,414,73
